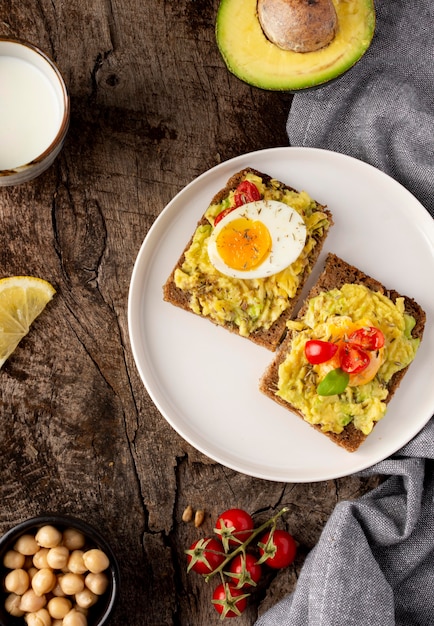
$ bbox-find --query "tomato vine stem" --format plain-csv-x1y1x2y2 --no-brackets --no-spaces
203,507,288,583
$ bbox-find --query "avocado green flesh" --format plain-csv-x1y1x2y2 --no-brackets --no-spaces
277,285,420,436
216,0,376,91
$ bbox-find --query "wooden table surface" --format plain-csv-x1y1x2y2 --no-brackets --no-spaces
0,2,381,624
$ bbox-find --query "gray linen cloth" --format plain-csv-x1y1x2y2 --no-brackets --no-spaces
255,1,434,624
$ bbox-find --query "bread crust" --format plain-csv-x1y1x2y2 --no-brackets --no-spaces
163,168,333,350
259,253,426,452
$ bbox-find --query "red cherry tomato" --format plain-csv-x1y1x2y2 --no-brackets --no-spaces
305,340,338,364
214,181,261,226
214,205,236,226
212,583,248,618
186,537,225,575
228,553,262,588
215,508,254,548
338,343,370,374
348,326,385,351
258,529,297,569
233,180,261,207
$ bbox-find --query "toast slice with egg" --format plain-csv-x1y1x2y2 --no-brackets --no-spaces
259,254,426,452
163,168,333,350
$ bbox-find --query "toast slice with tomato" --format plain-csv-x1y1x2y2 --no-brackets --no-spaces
163,168,333,350
259,253,426,452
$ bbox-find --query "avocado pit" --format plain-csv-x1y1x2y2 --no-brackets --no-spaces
257,0,338,52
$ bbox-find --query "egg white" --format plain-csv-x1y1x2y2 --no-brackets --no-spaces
207,200,307,279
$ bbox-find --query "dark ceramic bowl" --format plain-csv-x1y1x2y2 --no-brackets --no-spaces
0,514,120,626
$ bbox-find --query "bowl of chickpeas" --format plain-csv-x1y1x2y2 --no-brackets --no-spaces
0,515,120,626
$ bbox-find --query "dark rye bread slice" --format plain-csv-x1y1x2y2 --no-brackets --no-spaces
163,167,333,351
259,253,426,452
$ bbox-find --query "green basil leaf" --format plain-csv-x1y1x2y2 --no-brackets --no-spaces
317,368,349,396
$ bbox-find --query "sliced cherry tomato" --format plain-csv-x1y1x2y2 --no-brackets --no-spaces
338,343,370,374
214,181,261,226
233,180,261,207
258,529,297,569
348,326,385,351
305,340,338,364
215,508,254,550
185,537,225,575
214,205,236,226
227,553,262,588
212,583,248,618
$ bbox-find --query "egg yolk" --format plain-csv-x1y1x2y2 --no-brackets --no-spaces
215,217,272,271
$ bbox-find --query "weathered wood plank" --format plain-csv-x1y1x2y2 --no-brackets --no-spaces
0,1,380,624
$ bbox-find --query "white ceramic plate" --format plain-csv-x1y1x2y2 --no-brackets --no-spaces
128,147,434,483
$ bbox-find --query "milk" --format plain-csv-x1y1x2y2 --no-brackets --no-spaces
0,55,63,170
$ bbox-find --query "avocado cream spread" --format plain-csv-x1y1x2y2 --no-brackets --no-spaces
174,172,331,337
277,284,420,435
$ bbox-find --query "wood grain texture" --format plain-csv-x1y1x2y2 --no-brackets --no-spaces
0,1,381,624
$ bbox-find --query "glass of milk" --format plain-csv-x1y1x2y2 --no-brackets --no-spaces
0,38,70,186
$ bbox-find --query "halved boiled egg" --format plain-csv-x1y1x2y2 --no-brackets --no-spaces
207,200,307,279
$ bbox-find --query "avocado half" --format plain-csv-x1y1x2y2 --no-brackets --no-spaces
216,0,376,91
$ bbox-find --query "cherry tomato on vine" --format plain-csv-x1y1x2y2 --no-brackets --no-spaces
338,343,370,374
185,537,225,575
258,529,297,569
227,553,262,588
215,508,254,549
305,339,338,364
212,583,248,618
233,180,261,207
348,326,385,351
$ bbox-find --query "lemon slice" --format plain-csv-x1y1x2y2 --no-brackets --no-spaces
0,276,56,368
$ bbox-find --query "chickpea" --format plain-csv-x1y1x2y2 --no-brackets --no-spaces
5,592,25,617
67,550,87,575
3,548,26,569
33,548,50,569
25,607,51,626
28,567,39,581
62,608,88,626
59,572,85,596
52,621,63,626
82,549,109,574
62,528,86,551
19,589,47,613
75,587,98,609
4,568,30,595
24,555,35,569
47,596,72,619
46,545,69,570
51,577,66,597
84,571,108,595
35,525,62,549
14,534,39,556
31,567,57,596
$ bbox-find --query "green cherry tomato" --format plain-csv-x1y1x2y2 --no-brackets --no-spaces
317,368,349,396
